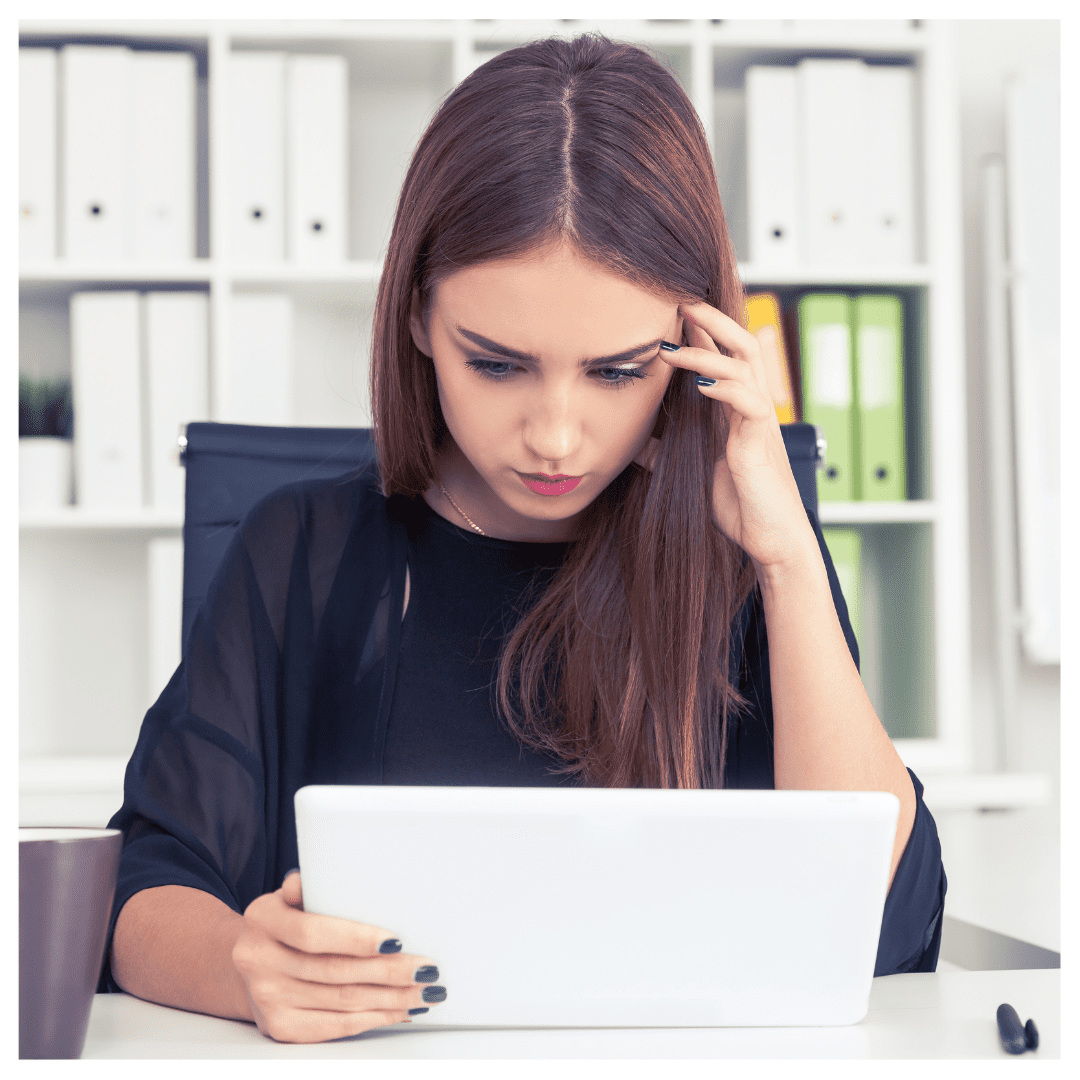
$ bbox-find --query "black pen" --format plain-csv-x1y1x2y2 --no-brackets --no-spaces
997,1003,1039,1054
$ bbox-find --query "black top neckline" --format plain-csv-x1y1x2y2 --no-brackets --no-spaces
406,493,574,555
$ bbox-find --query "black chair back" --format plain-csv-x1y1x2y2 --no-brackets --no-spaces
180,422,375,653
779,422,822,519
180,421,820,653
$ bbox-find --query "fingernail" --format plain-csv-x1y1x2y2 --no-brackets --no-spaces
379,938,402,954
695,376,716,387
414,965,439,983
281,867,300,885
659,340,681,352
422,986,447,1003
408,1007,429,1016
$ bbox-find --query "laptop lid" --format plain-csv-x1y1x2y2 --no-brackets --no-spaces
295,785,899,1028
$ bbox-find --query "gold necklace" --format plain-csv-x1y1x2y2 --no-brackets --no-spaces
438,483,486,536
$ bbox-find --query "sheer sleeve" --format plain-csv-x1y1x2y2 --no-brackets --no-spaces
725,504,947,975
98,470,394,992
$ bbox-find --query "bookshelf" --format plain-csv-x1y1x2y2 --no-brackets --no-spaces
20,18,984,822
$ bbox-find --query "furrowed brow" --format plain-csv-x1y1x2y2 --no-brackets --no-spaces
455,326,662,367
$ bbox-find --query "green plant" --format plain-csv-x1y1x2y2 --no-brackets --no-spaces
19,375,73,439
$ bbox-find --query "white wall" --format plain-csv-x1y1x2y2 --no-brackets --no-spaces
956,20,1060,782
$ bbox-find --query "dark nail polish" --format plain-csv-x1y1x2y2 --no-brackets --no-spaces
379,938,402,954
281,866,300,885
408,1007,429,1016
695,376,716,387
422,985,447,1003
659,340,681,352
414,965,439,983
1024,1018,1039,1050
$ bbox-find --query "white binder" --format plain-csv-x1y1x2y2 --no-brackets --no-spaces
147,536,184,707
286,54,349,263
144,292,209,509
219,294,293,424
227,52,286,262
70,291,143,508
19,48,57,263
61,45,133,261
797,59,870,266
131,51,196,261
745,65,799,267
863,66,915,265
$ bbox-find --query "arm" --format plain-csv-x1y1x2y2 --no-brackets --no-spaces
755,525,916,890
110,885,252,1021
110,874,441,1043
101,474,420,1039
659,304,916,887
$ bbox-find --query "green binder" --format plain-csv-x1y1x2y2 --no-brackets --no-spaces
798,293,856,501
855,295,906,500
821,527,862,646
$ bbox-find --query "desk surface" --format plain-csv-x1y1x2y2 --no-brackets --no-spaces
83,969,1058,1059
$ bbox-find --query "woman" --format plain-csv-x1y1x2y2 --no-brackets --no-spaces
103,34,946,1043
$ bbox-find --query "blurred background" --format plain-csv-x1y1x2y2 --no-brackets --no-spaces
18,19,1060,959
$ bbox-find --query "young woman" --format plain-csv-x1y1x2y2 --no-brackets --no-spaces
103,34,946,1044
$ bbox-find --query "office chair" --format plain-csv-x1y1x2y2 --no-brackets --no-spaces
180,422,376,654
179,421,822,655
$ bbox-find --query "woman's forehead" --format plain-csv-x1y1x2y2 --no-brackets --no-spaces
432,248,677,316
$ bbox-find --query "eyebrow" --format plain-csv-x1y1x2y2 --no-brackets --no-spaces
455,326,663,367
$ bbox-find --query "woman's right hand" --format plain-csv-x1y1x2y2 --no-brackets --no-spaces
232,870,445,1043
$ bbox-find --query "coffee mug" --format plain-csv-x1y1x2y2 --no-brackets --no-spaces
19,827,122,1059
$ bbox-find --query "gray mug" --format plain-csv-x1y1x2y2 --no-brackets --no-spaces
19,827,122,1059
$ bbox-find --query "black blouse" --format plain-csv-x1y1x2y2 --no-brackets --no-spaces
382,498,574,786
100,463,946,991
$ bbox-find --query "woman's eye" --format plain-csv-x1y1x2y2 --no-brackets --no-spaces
594,365,648,386
465,358,650,386
466,359,517,380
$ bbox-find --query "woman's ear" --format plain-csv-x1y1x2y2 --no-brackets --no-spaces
409,287,434,358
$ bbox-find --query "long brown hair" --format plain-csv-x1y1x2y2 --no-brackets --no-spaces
371,33,757,788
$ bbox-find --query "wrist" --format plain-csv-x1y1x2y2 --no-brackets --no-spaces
221,912,258,1022
752,533,826,598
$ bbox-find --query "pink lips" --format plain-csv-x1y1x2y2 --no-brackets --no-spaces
520,473,583,496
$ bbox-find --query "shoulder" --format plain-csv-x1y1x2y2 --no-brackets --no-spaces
235,462,401,588
238,462,386,544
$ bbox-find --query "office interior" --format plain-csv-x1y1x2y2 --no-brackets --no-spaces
18,18,1062,971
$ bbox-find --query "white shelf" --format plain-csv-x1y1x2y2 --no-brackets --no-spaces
916,772,1053,812
20,260,213,282
22,260,927,289
20,754,1051,817
226,20,462,42
20,259,382,284
229,260,382,284
708,21,926,50
20,18,927,49
21,754,130,792
20,755,129,828
20,507,184,531
817,501,938,525
19,20,216,39
738,263,934,287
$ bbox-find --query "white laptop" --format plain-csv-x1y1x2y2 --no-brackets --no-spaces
294,784,899,1028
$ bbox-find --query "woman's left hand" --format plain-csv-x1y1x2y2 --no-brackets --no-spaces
650,299,816,576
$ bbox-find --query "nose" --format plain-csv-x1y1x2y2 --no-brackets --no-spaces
521,383,583,470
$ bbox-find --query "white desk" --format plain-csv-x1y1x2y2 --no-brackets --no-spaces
82,969,1058,1058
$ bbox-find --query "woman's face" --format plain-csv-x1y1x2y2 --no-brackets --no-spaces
410,242,682,542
